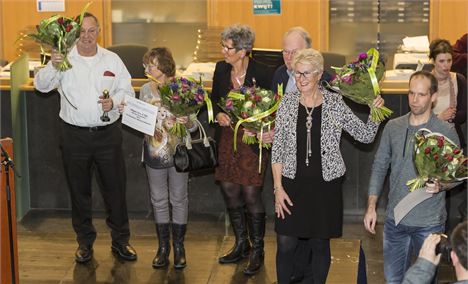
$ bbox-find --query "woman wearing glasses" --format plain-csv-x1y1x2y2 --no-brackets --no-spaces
271,49,384,284
119,47,196,269
211,24,272,275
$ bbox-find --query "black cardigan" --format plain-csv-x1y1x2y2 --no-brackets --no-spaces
210,59,273,152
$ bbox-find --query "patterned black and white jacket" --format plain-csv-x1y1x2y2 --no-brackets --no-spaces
271,87,380,181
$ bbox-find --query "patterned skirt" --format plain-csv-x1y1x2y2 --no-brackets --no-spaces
214,127,268,187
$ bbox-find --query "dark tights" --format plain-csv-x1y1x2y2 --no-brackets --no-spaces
220,182,265,213
276,234,331,284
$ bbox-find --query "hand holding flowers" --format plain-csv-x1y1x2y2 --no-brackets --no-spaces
27,2,91,71
330,48,393,123
407,128,467,192
156,76,212,137
218,84,283,150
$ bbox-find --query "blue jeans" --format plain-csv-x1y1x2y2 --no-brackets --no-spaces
383,218,444,284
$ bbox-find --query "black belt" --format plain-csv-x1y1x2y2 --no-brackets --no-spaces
63,120,114,132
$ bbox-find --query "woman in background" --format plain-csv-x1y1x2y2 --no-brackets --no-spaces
429,39,467,146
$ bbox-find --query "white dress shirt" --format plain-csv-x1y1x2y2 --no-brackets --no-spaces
34,45,135,127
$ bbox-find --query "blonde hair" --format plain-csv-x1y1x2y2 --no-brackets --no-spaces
293,48,324,74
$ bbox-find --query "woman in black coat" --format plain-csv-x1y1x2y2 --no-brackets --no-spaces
211,24,272,275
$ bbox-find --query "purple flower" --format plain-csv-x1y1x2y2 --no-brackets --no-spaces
194,93,204,103
341,74,353,85
197,87,204,95
170,82,178,92
239,86,248,94
172,94,181,102
225,99,234,110
358,52,368,61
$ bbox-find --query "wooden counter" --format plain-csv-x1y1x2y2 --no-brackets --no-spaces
3,76,405,94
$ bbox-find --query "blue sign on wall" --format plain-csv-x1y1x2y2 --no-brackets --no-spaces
253,0,281,15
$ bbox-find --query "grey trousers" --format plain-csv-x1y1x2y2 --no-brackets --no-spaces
146,166,189,224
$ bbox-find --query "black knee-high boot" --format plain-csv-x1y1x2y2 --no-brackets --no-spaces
172,223,187,269
152,223,170,268
218,207,251,263
244,212,265,275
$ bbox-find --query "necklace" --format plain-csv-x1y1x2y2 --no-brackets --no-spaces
233,71,246,87
301,94,316,166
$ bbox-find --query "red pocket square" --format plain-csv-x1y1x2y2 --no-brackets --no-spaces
103,70,115,77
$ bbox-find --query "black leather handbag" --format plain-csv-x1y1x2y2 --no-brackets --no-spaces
173,120,218,172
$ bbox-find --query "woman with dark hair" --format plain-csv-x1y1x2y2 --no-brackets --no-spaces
119,47,197,269
429,39,467,146
211,24,272,275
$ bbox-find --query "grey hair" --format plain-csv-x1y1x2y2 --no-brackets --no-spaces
293,48,324,74
284,26,312,48
221,24,255,52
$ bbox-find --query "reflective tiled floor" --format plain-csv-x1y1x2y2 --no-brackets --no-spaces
16,211,456,284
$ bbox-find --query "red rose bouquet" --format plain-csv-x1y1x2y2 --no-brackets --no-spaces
330,48,392,123
407,128,467,192
27,2,91,71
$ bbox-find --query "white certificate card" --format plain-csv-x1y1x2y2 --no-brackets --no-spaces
122,95,158,136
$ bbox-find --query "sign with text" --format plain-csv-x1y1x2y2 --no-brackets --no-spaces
122,95,158,136
253,0,281,15
37,0,65,12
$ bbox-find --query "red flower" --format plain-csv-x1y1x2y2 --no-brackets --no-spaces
433,154,439,161
57,17,64,25
454,148,461,155
437,136,445,148
442,166,448,172
172,94,180,102
424,147,431,155
241,112,249,119
447,155,454,162
225,99,233,110
65,25,72,32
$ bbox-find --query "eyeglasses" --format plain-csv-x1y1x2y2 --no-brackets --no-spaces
294,70,315,80
80,28,98,36
221,42,236,52
282,49,298,56
143,63,158,70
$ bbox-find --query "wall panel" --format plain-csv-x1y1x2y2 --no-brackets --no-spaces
430,0,468,43
207,0,329,51
1,0,108,62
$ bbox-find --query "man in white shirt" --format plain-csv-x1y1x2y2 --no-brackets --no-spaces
34,12,137,263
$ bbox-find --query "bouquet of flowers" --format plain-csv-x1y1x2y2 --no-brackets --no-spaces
330,48,392,123
218,84,283,151
407,128,467,192
157,76,213,137
27,2,91,71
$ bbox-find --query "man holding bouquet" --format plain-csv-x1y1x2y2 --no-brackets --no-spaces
34,13,137,263
364,71,460,283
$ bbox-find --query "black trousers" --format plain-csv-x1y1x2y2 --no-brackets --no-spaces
276,235,331,284
60,120,129,246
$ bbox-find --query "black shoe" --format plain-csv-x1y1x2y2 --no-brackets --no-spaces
172,223,187,269
75,244,93,263
219,207,251,264
153,223,170,269
243,213,266,276
111,243,137,261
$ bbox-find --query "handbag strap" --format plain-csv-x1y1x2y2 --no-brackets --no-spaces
184,119,210,150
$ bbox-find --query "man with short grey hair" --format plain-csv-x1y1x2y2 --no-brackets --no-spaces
271,27,331,95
